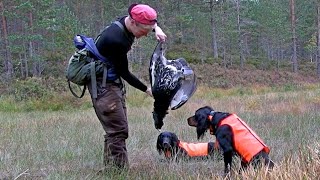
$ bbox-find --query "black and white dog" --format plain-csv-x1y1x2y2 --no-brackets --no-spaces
187,106,274,174
156,131,219,159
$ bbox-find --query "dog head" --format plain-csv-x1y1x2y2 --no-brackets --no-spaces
187,106,214,139
156,131,179,158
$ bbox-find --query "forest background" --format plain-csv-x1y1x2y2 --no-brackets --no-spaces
1,0,320,91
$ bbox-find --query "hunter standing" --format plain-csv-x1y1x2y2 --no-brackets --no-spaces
87,3,167,170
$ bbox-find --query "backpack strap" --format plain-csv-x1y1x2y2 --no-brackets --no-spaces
90,61,98,98
102,66,108,88
114,21,130,41
101,21,128,88
67,48,88,98
68,81,86,98
69,61,97,99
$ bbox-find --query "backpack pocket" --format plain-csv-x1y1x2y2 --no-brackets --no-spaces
66,48,92,86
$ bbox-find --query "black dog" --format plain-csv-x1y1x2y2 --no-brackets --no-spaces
156,131,219,159
187,106,274,174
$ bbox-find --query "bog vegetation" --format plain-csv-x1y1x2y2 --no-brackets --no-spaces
0,82,319,179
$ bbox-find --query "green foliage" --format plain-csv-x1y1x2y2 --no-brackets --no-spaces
166,44,204,63
0,77,91,112
0,96,19,112
11,78,52,101
270,83,308,93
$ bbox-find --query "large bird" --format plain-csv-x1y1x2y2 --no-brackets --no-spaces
149,42,197,130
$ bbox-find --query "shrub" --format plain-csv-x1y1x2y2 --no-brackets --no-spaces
1,77,91,112
10,78,52,101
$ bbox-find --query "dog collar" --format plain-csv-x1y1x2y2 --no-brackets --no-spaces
208,111,215,135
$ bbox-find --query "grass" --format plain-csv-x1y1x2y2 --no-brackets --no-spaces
0,85,320,179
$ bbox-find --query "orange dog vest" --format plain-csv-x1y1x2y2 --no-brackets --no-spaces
217,114,270,163
178,141,209,157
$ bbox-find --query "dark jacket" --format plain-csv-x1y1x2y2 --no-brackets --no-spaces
95,16,147,92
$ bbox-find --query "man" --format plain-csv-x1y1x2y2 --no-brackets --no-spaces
87,4,166,170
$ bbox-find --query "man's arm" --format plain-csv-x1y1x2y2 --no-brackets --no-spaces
153,24,167,42
112,53,148,92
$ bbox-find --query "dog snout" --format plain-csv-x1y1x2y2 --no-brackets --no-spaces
162,141,173,158
163,141,171,149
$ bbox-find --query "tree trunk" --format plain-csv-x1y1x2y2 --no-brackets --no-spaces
19,54,24,79
0,1,13,82
317,3,320,77
290,0,298,73
210,0,218,59
244,34,250,57
220,2,227,69
100,0,104,28
28,11,39,77
24,43,29,78
236,0,244,69
176,0,183,44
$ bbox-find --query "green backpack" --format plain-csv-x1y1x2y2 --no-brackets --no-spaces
66,48,105,98
66,21,126,98
67,48,94,86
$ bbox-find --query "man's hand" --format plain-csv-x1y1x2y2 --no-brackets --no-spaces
154,25,167,42
145,87,153,97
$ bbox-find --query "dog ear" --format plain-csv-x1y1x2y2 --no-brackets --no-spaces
187,116,198,127
195,112,210,139
171,132,179,145
170,133,180,154
156,134,163,154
